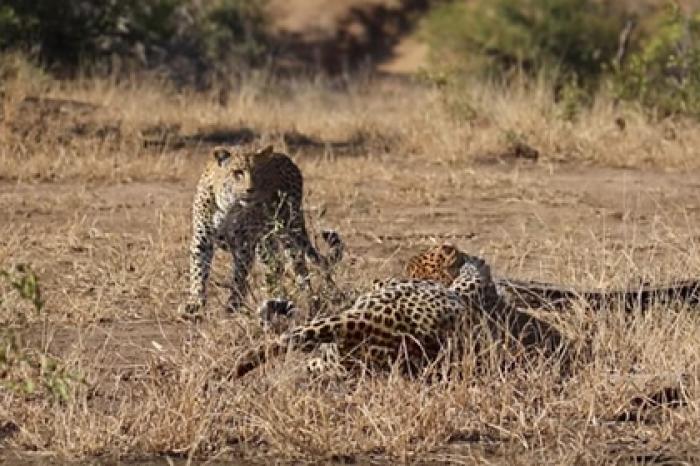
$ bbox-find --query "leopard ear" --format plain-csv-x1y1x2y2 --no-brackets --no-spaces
254,145,274,158
441,243,458,255
441,244,460,267
212,147,232,166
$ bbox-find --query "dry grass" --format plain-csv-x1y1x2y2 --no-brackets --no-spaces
3,59,700,462
4,57,700,183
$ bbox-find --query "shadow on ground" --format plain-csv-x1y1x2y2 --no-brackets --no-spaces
4,96,395,157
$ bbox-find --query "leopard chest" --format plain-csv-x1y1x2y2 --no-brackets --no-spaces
211,204,268,250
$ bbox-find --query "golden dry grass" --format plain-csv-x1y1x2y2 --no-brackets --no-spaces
2,59,700,462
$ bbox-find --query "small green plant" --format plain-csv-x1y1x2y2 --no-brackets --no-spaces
0,264,43,314
0,332,81,402
612,2,700,118
0,265,81,402
257,195,300,302
258,228,290,302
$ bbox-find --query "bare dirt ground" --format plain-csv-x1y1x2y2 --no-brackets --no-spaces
266,0,430,74
4,160,700,361
3,61,700,461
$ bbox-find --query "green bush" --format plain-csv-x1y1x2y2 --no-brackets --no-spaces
0,0,270,77
201,0,269,66
0,1,145,66
612,3,700,118
422,0,631,84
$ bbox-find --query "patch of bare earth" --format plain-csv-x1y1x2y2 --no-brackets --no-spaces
266,0,429,74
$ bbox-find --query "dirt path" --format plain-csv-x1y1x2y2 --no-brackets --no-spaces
3,162,700,364
266,0,430,73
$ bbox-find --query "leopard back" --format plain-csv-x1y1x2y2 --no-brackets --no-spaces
236,254,499,378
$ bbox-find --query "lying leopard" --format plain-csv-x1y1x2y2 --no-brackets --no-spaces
235,253,566,378
406,243,700,312
182,144,343,316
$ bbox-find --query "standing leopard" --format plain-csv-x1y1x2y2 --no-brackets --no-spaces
182,144,343,316
405,243,700,312
235,254,566,378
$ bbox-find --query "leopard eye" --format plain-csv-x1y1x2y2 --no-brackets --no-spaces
232,169,245,180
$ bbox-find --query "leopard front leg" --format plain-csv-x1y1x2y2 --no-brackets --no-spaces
182,240,214,316
225,239,255,312
181,200,216,316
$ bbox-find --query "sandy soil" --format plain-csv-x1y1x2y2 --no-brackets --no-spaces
3,157,700,365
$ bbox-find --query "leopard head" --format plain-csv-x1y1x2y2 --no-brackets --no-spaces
209,144,274,212
448,254,493,302
405,243,470,285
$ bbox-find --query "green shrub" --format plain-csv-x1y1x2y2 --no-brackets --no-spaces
0,0,270,77
200,0,269,66
422,0,631,84
0,1,139,67
612,3,700,118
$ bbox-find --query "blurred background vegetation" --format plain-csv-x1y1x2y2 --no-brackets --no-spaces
0,0,270,86
1,0,699,118
421,0,700,119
